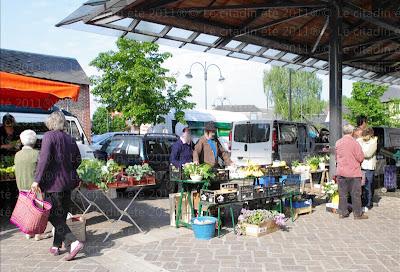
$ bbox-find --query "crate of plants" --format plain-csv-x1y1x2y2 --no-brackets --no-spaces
125,164,155,186
200,189,238,204
77,159,122,190
235,209,286,237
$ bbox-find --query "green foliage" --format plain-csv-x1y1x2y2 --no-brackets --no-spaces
183,163,216,180
92,106,129,135
125,164,154,180
344,82,391,127
263,67,326,121
0,156,14,168
77,159,122,189
90,38,195,127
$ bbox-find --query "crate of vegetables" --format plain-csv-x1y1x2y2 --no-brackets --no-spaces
238,185,254,201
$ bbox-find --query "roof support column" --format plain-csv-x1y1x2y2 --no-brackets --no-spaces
328,1,343,176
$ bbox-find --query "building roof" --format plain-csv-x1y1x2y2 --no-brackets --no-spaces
213,105,261,112
56,0,400,85
0,48,90,85
381,85,400,103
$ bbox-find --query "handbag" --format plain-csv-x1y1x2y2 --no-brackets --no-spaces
10,191,52,235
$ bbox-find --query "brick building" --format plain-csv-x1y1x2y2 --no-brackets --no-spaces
0,48,91,140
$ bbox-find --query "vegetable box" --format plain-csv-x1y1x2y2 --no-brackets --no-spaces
200,189,238,204
238,185,254,201
244,219,279,237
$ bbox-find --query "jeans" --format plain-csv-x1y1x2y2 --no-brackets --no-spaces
338,176,362,217
45,191,76,248
362,170,374,208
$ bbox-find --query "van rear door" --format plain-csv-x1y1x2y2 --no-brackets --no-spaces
247,122,272,165
278,122,300,163
231,122,251,166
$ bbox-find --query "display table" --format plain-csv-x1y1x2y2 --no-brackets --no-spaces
174,180,209,228
74,185,146,242
309,169,329,195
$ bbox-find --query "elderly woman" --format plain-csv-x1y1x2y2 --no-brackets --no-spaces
31,111,83,261
14,130,41,240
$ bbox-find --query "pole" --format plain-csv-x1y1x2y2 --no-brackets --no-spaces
328,1,343,176
204,61,208,110
289,69,292,121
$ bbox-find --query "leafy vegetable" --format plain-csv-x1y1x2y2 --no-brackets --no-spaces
183,163,215,181
77,159,122,190
0,156,14,168
125,163,154,180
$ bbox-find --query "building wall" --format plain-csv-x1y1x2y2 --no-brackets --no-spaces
56,84,91,142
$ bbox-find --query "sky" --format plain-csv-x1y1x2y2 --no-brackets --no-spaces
1,0,356,117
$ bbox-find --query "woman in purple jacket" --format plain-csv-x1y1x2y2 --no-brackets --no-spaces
31,111,84,261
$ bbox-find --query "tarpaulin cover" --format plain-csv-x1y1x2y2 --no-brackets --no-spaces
0,72,80,110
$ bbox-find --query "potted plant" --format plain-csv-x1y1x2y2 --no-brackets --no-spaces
323,180,339,203
306,156,320,172
77,159,108,190
125,164,155,185
183,163,215,181
318,155,329,170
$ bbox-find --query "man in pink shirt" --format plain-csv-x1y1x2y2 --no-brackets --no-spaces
335,124,368,219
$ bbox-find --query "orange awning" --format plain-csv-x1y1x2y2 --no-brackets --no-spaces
0,72,80,110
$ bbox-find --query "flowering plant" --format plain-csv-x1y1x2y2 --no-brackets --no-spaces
235,209,286,235
323,180,338,198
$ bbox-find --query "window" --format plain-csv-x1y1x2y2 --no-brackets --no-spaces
234,124,250,143
234,124,270,143
70,122,81,142
122,137,141,155
104,137,124,155
279,124,298,144
249,124,270,143
145,138,176,155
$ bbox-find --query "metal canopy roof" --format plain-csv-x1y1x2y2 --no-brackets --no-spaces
57,0,400,85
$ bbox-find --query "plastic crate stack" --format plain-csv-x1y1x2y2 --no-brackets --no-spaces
281,174,301,194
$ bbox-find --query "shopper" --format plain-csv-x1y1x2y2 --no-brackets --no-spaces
356,115,368,131
14,129,42,240
170,123,194,168
357,128,377,211
0,113,19,155
31,111,84,261
335,124,368,220
193,121,232,168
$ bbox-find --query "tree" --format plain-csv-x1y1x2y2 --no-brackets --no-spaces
344,82,391,127
90,38,195,127
92,106,129,135
263,67,326,121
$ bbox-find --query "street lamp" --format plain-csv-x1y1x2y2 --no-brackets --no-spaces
185,61,225,110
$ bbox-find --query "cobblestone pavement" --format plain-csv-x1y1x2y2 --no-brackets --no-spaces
0,190,399,272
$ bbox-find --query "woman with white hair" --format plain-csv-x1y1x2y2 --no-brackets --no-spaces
14,129,40,240
31,111,83,261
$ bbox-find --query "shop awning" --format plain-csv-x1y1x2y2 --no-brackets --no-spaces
0,72,80,110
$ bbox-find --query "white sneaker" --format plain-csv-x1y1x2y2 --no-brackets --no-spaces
363,207,369,213
25,234,33,240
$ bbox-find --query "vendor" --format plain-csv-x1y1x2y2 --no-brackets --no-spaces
0,114,19,156
170,123,194,168
193,121,232,168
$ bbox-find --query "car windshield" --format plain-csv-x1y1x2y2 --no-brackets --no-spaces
104,135,141,156
92,133,111,143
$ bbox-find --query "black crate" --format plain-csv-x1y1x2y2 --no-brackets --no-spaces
265,167,283,176
220,182,239,190
169,164,183,181
265,184,283,197
215,169,230,181
238,185,254,201
200,189,238,204
254,186,266,199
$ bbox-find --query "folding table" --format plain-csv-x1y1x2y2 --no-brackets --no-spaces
74,185,145,242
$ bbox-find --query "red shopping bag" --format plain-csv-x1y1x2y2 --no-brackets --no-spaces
10,191,52,235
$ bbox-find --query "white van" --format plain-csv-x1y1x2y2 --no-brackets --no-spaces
231,120,322,166
0,106,94,159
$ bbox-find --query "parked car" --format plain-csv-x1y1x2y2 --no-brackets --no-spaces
91,132,123,151
0,105,94,159
94,133,178,195
230,120,328,166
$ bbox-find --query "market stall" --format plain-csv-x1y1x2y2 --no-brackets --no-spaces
171,160,316,238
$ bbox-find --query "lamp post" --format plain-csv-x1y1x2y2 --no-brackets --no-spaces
185,61,225,110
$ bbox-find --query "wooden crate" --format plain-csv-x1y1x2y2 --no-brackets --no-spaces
169,193,192,227
244,220,279,237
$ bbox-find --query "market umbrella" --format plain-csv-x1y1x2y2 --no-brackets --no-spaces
0,71,80,110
